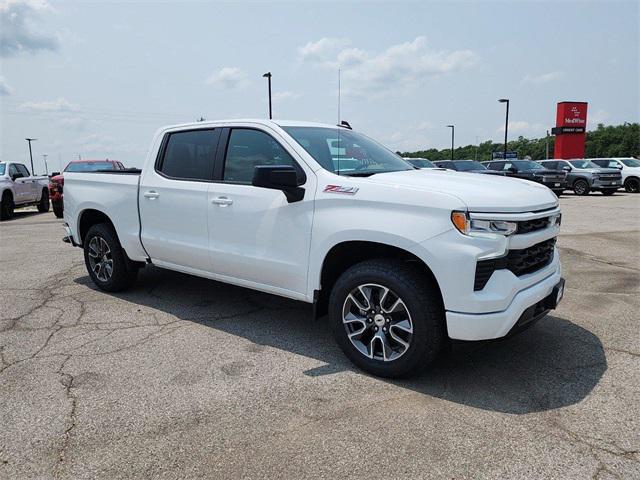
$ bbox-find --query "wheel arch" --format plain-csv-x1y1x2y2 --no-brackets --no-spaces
1,188,13,200
77,208,117,246
314,240,444,318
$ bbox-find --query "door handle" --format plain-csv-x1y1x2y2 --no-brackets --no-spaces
143,190,160,199
211,196,233,206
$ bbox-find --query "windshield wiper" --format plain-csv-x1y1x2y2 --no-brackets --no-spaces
342,172,379,177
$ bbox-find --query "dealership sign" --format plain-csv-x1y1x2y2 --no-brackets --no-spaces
553,101,588,159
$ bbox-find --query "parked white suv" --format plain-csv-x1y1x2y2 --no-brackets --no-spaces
590,158,640,193
62,120,564,377
0,162,50,220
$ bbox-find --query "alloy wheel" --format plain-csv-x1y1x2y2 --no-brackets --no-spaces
342,283,413,361
87,236,113,282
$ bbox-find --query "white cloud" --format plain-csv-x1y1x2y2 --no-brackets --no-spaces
298,37,351,66
522,71,563,84
17,97,79,112
0,0,58,57
299,36,477,97
588,109,610,127
205,67,250,90
497,120,545,134
272,91,301,102
0,76,12,95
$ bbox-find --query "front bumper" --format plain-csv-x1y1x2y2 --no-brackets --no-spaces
446,273,564,341
592,178,622,189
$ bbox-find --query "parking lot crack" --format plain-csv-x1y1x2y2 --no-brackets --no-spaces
53,354,77,478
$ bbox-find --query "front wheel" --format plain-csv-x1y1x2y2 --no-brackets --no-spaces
329,259,445,378
83,223,138,292
624,178,639,193
37,189,50,212
573,179,590,196
0,192,14,221
601,189,617,196
52,200,64,218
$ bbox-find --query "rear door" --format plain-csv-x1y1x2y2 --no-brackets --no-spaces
207,127,314,298
9,164,32,204
16,164,39,201
139,128,220,271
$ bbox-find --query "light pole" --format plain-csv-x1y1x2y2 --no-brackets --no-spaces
545,130,550,160
262,72,272,119
446,125,455,160
42,154,48,175
498,98,509,160
25,138,37,175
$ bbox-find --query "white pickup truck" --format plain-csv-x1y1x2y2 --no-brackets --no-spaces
62,120,565,377
0,161,50,220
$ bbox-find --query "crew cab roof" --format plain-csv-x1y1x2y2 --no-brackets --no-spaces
157,119,344,131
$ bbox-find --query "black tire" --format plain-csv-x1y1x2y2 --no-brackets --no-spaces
624,177,639,193
573,179,590,196
0,191,14,221
37,189,50,212
329,259,445,378
83,223,138,292
52,200,64,218
601,189,617,196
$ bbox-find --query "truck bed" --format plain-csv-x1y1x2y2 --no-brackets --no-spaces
63,170,148,261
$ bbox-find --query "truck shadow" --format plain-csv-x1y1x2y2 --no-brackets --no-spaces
75,265,607,415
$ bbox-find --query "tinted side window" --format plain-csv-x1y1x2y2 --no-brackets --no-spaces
223,129,296,184
17,164,30,176
9,164,18,177
544,161,557,169
158,130,217,180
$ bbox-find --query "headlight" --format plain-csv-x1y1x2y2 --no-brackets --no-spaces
549,213,562,227
451,211,517,236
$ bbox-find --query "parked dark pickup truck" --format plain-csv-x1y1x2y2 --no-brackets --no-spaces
434,160,506,176
482,160,567,195
538,159,621,196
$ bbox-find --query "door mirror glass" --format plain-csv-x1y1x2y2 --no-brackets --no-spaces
562,165,571,171
252,165,304,203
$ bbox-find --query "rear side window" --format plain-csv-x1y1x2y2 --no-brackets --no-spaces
16,164,30,177
223,129,297,184
158,129,218,181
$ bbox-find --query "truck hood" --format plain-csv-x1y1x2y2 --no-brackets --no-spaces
361,169,558,213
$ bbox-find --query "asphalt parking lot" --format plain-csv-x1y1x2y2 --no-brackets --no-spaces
1,193,638,479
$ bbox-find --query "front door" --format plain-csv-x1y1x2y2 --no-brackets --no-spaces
139,128,220,272
207,127,314,298
9,164,31,204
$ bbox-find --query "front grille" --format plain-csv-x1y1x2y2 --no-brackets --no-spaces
516,217,549,234
599,174,621,181
474,238,556,291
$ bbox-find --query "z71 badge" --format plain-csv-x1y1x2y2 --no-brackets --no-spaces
323,185,359,195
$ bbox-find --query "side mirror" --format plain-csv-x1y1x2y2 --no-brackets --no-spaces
617,164,623,169
252,165,305,203
562,165,571,171
11,172,24,181
50,172,61,177
508,167,518,173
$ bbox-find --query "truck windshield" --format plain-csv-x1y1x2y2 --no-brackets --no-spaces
513,160,545,170
454,161,486,171
64,162,116,172
283,127,413,177
0,163,5,175
569,160,599,169
622,159,640,167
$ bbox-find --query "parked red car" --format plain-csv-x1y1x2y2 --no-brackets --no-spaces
49,160,125,217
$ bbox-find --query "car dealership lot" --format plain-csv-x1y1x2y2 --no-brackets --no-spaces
1,194,638,479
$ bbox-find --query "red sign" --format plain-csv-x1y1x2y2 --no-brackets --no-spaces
553,101,588,159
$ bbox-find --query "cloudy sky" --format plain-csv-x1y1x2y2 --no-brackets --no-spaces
0,0,638,171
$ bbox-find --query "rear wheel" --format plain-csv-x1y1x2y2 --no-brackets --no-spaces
37,189,50,212
329,259,445,378
573,179,590,196
624,177,639,193
601,189,617,196
52,200,64,218
83,223,138,292
0,192,14,221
